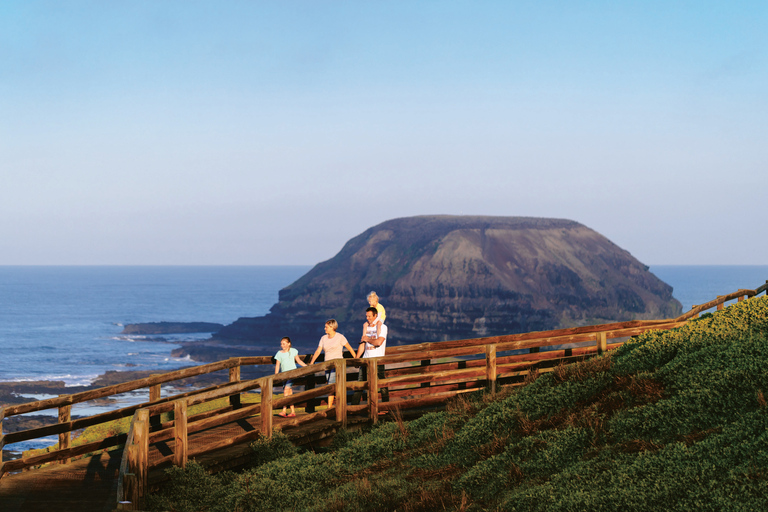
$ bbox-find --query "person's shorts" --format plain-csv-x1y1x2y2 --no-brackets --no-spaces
325,370,336,384
284,379,294,389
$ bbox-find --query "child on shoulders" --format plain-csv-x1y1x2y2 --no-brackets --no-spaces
367,291,386,337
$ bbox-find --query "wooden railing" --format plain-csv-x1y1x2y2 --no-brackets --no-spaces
2,282,766,508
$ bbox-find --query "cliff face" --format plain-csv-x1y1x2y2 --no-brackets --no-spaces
213,216,681,349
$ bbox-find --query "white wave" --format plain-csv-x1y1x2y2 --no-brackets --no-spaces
6,373,101,387
4,435,59,453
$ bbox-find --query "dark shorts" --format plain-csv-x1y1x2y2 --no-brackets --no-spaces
325,370,336,384
284,379,294,389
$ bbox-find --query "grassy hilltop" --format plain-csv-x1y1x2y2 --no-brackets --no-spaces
148,295,768,512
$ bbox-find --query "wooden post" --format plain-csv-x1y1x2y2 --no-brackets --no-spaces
335,359,347,427
149,379,161,403
0,407,5,471
229,364,242,409
738,295,745,302
368,359,379,423
58,401,71,464
149,376,162,430
173,400,188,468
124,450,139,508
692,305,699,319
132,410,149,507
485,344,497,394
596,332,607,355
717,296,724,311
260,378,273,438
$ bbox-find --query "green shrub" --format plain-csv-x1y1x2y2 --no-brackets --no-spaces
249,430,298,467
145,462,232,512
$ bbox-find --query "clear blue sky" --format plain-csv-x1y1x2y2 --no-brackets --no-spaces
2,1,766,265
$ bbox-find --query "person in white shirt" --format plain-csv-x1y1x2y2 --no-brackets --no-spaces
352,307,389,405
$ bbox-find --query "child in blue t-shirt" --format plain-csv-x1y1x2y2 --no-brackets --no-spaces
274,336,307,417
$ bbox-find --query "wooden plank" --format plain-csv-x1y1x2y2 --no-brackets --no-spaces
379,388,478,411
596,332,607,355
368,359,379,423
0,407,5,470
381,366,485,387
236,356,275,366
58,402,71,464
335,359,347,427
149,380,161,403
173,400,187,468
486,345,496,394
388,381,484,401
378,346,486,366
229,365,241,409
133,417,148,507
123,471,138,511
260,378,272,438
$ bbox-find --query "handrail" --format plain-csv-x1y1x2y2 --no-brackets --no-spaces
2,281,765,487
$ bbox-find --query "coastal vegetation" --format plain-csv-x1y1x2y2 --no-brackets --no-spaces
147,295,768,511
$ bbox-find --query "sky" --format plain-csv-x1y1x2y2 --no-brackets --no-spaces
1,1,766,266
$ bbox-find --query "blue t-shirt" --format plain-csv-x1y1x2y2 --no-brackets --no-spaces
275,347,299,372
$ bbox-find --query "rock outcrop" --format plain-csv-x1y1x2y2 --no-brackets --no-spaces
204,216,681,352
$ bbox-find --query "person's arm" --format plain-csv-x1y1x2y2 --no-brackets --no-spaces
368,335,386,347
344,341,357,357
309,345,323,365
356,343,365,358
295,354,307,367
275,360,281,374
361,322,369,344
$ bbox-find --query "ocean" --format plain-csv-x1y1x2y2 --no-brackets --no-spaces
1,264,766,451
0,266,311,387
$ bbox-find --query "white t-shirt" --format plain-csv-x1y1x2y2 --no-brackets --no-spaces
363,323,387,358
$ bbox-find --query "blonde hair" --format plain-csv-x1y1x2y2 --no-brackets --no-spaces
325,319,338,331
367,291,379,300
